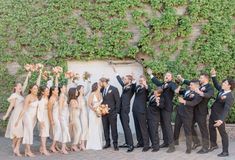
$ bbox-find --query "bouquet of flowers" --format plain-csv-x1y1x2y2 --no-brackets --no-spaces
35,63,44,71
64,71,76,79
52,66,63,75
82,71,91,81
24,64,36,72
95,104,110,117
42,71,51,80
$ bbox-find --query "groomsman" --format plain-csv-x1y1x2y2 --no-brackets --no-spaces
147,69,178,153
177,73,214,153
175,80,203,153
209,68,235,157
132,75,150,152
112,66,135,152
99,77,120,151
147,88,165,152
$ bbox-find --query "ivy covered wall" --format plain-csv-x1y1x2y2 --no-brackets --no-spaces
0,0,234,127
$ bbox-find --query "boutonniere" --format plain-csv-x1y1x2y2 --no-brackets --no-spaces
221,96,227,100
108,90,112,94
200,87,206,92
189,94,195,98
163,83,168,89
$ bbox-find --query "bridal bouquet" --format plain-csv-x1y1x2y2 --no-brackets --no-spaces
24,64,36,72
82,71,91,81
64,71,76,79
52,66,63,75
42,71,51,80
35,63,44,71
95,104,110,117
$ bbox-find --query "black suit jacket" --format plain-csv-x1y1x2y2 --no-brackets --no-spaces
151,76,177,112
183,80,214,115
132,84,151,113
101,85,121,114
210,76,235,121
116,75,136,111
178,90,203,118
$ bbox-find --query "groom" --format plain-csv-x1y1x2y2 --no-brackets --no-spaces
99,77,120,151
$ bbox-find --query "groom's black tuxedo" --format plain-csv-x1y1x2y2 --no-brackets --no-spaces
101,85,120,146
116,75,136,147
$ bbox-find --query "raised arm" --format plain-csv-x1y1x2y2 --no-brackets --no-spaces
54,74,59,87
22,72,31,94
84,80,91,96
211,76,222,91
147,68,163,86
116,75,125,87
36,69,43,86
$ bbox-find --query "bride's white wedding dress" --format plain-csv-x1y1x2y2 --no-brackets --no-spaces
86,94,103,150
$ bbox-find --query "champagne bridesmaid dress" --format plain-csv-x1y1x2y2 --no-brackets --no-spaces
37,98,50,137
59,95,71,143
5,93,24,139
78,96,89,141
51,100,62,142
22,100,39,144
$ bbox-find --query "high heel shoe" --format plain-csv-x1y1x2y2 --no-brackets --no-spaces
24,152,35,157
13,150,22,157
61,149,68,154
71,146,79,152
49,147,58,153
40,149,50,156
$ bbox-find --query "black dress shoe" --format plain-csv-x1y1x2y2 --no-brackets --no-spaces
159,143,169,148
197,148,209,154
119,143,129,148
114,144,119,151
152,148,159,152
135,144,143,148
209,145,218,152
127,145,134,152
186,149,191,154
142,147,150,152
217,152,229,157
103,144,111,149
192,143,201,150
166,146,175,153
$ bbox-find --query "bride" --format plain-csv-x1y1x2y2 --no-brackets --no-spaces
86,82,103,150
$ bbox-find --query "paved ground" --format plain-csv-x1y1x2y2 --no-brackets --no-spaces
0,132,235,160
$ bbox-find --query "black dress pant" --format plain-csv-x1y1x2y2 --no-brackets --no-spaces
191,109,209,149
175,112,193,150
133,111,149,147
209,117,228,153
160,109,174,146
102,113,118,145
147,109,160,149
120,108,133,146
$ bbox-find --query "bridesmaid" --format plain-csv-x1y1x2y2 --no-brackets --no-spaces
77,80,90,150
59,84,71,154
15,69,42,157
3,72,31,157
37,86,50,155
68,88,82,151
48,86,61,153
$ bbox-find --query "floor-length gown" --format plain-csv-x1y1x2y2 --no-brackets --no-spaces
60,95,71,143
70,101,82,145
22,100,39,145
78,97,89,141
86,95,103,150
5,93,24,139
51,101,61,142
37,98,50,137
